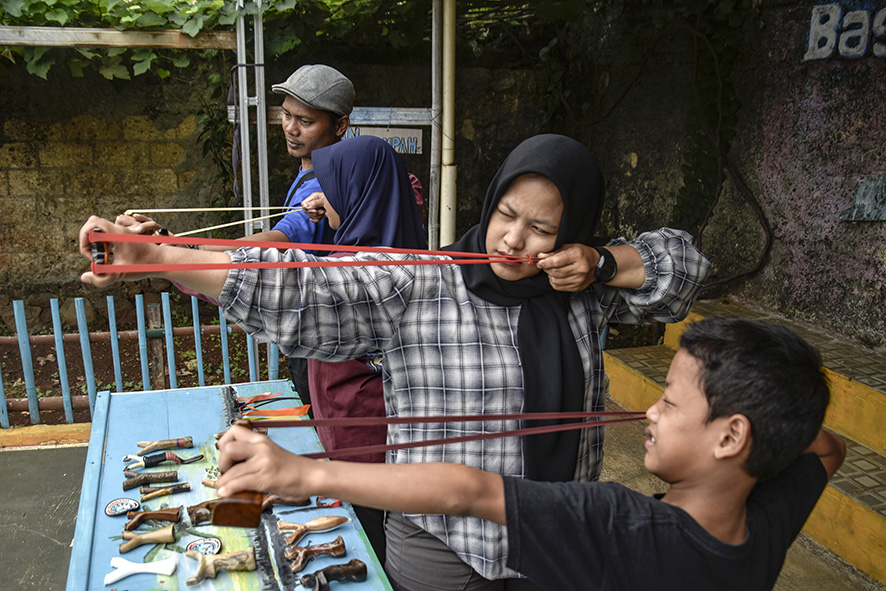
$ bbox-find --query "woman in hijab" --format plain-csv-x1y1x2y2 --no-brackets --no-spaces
302,134,425,463
79,134,711,590
300,135,426,559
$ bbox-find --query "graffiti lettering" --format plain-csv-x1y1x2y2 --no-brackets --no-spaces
804,3,886,60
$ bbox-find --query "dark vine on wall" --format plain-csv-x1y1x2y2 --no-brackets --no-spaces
529,1,771,290
668,0,771,290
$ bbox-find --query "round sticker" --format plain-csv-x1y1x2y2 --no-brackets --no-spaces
105,498,140,516
187,537,222,555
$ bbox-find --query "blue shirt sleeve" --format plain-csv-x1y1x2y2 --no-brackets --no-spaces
272,170,336,248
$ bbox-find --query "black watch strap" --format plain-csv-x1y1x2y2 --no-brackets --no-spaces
594,247,617,283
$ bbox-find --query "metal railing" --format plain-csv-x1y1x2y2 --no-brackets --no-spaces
0,293,281,428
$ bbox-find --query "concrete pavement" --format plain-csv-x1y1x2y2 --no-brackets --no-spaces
1,444,87,591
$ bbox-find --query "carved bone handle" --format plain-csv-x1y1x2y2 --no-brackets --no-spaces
103,556,177,585
280,515,349,546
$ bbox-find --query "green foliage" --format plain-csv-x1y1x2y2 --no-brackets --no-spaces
195,53,238,226
2,1,597,80
0,0,440,79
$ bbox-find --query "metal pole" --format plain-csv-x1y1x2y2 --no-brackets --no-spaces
440,0,457,246
254,0,271,232
428,0,443,249
236,1,253,235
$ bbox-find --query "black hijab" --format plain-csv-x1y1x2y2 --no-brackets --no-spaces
445,134,605,482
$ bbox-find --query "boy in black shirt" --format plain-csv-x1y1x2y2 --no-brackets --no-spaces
216,317,845,591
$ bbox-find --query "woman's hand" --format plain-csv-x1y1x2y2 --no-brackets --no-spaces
301,192,329,224
536,243,598,292
215,424,314,499
78,215,159,288
538,243,647,291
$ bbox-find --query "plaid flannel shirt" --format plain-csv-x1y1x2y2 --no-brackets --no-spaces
219,227,711,579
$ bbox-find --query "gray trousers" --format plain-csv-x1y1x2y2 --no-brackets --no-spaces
384,511,542,591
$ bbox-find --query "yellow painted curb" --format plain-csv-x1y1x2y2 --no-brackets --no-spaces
822,369,886,454
604,351,663,412
663,312,701,351
664,303,885,453
803,483,886,585
0,423,91,448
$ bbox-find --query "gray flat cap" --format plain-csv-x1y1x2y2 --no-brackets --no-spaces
271,64,355,116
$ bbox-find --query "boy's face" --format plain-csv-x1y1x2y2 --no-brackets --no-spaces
644,349,728,482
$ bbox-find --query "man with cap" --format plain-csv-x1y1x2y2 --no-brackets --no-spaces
267,63,354,247
264,64,354,411
114,64,355,406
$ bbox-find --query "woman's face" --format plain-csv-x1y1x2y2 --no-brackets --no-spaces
484,174,563,281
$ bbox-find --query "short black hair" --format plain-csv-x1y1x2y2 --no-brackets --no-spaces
680,316,830,479
324,111,347,139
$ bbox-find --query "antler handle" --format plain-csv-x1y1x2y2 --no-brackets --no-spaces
122,470,178,491
136,436,194,456
285,535,347,573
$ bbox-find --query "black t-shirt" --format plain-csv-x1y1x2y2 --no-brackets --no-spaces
504,454,827,591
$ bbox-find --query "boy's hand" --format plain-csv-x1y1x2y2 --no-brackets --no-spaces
215,424,313,499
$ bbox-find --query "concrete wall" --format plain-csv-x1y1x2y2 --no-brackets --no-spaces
704,1,886,349
545,1,886,349
0,65,221,330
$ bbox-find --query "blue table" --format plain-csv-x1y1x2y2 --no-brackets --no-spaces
67,380,391,591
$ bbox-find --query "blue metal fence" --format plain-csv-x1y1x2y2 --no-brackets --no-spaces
0,294,281,428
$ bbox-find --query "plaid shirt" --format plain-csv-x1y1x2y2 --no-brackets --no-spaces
220,227,711,579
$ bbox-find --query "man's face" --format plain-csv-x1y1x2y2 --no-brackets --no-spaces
280,95,342,161
484,174,562,282
644,349,727,483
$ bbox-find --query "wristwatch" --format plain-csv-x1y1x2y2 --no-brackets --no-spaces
593,247,617,284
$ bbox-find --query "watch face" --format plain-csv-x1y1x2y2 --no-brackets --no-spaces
595,249,617,283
